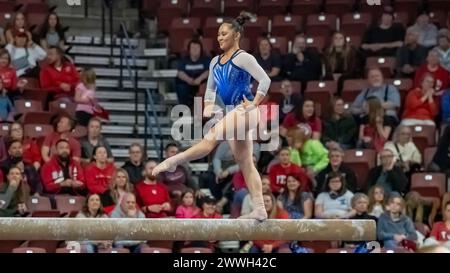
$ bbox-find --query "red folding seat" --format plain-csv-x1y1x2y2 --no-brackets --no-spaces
49,100,77,118
258,0,289,17
241,16,269,51
169,17,201,54
423,146,437,168
156,0,189,33
366,56,396,78
409,125,436,157
393,0,420,19
291,0,322,16
14,99,43,114
341,79,369,102
12,247,46,253
223,0,256,17
340,12,372,36
411,173,446,199
24,124,53,139
428,10,447,28
305,35,326,53
0,123,10,137
428,0,450,12
305,13,337,36
271,14,303,42
343,149,376,191
190,0,221,23
304,80,337,112
324,0,354,17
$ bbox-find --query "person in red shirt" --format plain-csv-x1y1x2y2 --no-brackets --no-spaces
280,99,322,140
414,49,450,97
250,192,289,253
84,146,116,202
268,147,309,194
40,139,86,195
0,49,26,98
41,113,81,163
40,46,80,100
196,196,222,219
424,201,450,249
135,160,171,218
402,73,438,126
4,122,41,170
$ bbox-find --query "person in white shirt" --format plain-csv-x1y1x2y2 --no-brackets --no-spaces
408,12,438,48
434,31,450,71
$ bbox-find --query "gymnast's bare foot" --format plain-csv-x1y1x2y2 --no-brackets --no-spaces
152,159,177,176
238,208,268,222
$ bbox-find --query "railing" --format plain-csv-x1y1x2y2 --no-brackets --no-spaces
145,89,163,161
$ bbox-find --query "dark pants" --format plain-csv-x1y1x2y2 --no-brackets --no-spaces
175,82,199,109
76,111,93,127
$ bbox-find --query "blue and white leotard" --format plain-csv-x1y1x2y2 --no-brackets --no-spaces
204,49,271,107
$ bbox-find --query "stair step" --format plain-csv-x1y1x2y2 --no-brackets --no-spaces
68,36,141,47
107,115,170,125
70,45,143,57
74,56,148,68
102,125,172,135
96,79,157,89
99,102,166,112
96,90,144,100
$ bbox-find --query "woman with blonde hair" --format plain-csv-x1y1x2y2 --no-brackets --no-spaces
102,168,134,214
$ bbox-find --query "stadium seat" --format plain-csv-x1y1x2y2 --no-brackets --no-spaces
340,12,373,36
393,11,410,27
386,78,413,103
304,80,337,112
12,247,46,253
393,0,420,20
27,240,60,253
428,10,447,28
278,247,292,253
409,125,436,156
271,14,303,42
258,0,289,17
157,0,189,33
358,1,385,18
49,100,77,118
141,247,173,253
24,124,53,139
268,80,301,95
324,0,354,16
345,35,362,47
366,57,395,78
343,149,377,191
428,0,450,13
180,247,213,253
342,79,369,102
169,17,201,54
190,0,221,23
182,37,214,56
0,1,15,27
240,16,269,50
26,196,52,213
0,123,10,137
291,0,322,16
98,248,131,253
14,99,43,114
423,146,437,168
0,241,24,253
26,11,49,34
305,35,326,52
305,13,337,36
141,0,160,16
22,111,54,125
325,248,356,253
381,248,413,253
411,172,446,198
31,210,62,217
71,125,88,139
55,195,86,216
300,241,333,253
223,0,256,17
203,17,225,40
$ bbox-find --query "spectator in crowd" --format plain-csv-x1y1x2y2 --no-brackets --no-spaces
135,160,171,218
241,175,272,217
175,39,210,109
0,83,14,122
414,49,449,96
102,168,134,214
0,166,29,217
75,193,111,253
324,31,360,91
434,31,450,71
85,146,116,203
405,191,440,234
268,147,308,194
287,124,329,179
366,149,408,195
110,193,146,253
395,27,428,78
423,201,450,249
75,68,98,126
351,68,401,124
39,46,79,101
275,79,302,123
40,139,86,195
402,73,438,126
368,185,386,218
377,193,418,249
6,28,46,77
197,196,222,219
277,173,313,219
0,139,41,195
5,12,32,44
428,125,450,175
315,147,357,195
80,118,113,164
442,88,450,123
254,37,281,80
251,192,289,253
3,123,41,170
0,27,4,46
350,193,378,221
322,96,357,149
384,125,422,176
361,6,405,57
314,172,355,219
158,142,201,200
41,113,81,163
175,189,201,218
282,34,321,90
281,99,322,139
357,96,394,152
408,12,438,48
121,143,145,185
0,49,27,99
39,12,67,51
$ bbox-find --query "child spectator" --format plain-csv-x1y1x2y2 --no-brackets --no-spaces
368,185,386,218
251,192,289,253
175,189,201,218
75,68,97,126
197,196,222,219
102,168,133,214
277,173,313,219
314,172,355,219
84,146,116,204
377,193,418,249
357,96,393,153
281,99,322,140
351,193,377,221
0,49,26,99
135,161,171,218
39,13,67,51
423,201,450,249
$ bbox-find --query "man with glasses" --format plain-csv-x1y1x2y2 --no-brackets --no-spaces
122,143,145,185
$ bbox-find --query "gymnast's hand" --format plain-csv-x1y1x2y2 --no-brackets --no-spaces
241,96,256,111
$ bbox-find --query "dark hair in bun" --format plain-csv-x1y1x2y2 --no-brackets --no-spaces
224,11,255,35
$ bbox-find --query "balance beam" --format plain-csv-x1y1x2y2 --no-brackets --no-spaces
0,218,376,241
